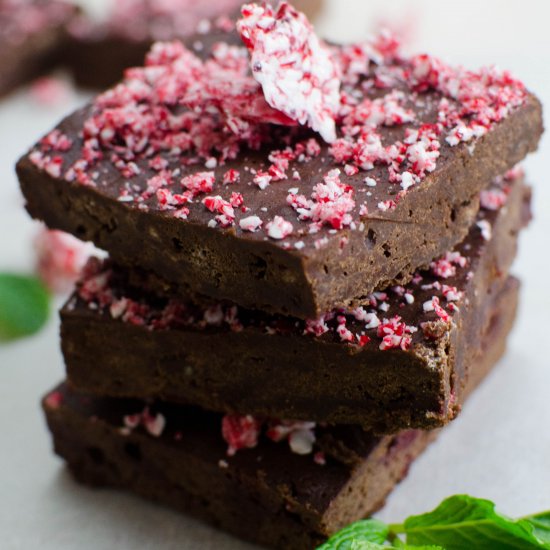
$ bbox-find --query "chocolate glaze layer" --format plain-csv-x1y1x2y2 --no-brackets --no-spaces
60,174,530,432
45,280,519,550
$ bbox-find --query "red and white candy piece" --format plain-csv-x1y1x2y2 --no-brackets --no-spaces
238,2,341,143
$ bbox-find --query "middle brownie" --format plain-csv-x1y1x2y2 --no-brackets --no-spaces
61,171,530,433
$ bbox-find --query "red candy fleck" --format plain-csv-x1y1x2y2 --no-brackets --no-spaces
266,215,293,240
181,171,215,197
222,414,262,456
223,169,241,184
30,76,71,107
480,188,508,211
44,391,63,410
423,296,450,323
239,215,263,232
123,407,166,437
34,228,95,293
266,420,316,455
377,315,417,351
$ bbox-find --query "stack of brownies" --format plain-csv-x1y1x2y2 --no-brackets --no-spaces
16,3,542,548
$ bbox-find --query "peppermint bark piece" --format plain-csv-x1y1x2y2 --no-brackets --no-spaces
44,292,519,550
18,9,542,318
0,0,75,97
60,172,530,432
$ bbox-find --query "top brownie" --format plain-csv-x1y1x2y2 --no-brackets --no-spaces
17,2,542,318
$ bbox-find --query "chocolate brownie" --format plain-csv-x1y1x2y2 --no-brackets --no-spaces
65,0,324,90
0,0,76,97
60,170,530,432
17,7,542,319
44,282,519,550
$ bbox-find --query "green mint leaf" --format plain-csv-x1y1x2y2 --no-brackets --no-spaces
0,273,50,342
348,542,387,550
403,495,550,549
351,544,443,550
318,519,389,548
523,512,550,544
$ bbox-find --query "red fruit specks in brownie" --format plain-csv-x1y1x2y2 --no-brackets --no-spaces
237,2,341,143
222,414,262,456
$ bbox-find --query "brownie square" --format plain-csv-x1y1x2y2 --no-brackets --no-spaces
60,170,530,432
17,24,542,318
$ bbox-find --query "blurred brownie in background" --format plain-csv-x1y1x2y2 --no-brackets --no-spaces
65,0,324,89
0,0,76,97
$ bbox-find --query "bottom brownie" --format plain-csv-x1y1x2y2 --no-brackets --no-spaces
43,277,518,550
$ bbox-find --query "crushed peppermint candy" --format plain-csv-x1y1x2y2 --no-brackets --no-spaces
44,390,63,410
239,215,263,232
221,415,318,458
237,2,341,143
34,228,97,294
377,316,417,351
29,76,72,107
480,187,508,211
26,5,531,254
266,215,294,239
266,420,316,455
123,407,166,437
222,414,262,456
477,219,492,241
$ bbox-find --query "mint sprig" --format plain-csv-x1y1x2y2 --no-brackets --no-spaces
0,273,51,342
319,496,550,549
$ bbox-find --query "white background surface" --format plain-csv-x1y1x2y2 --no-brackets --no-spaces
0,1,549,548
